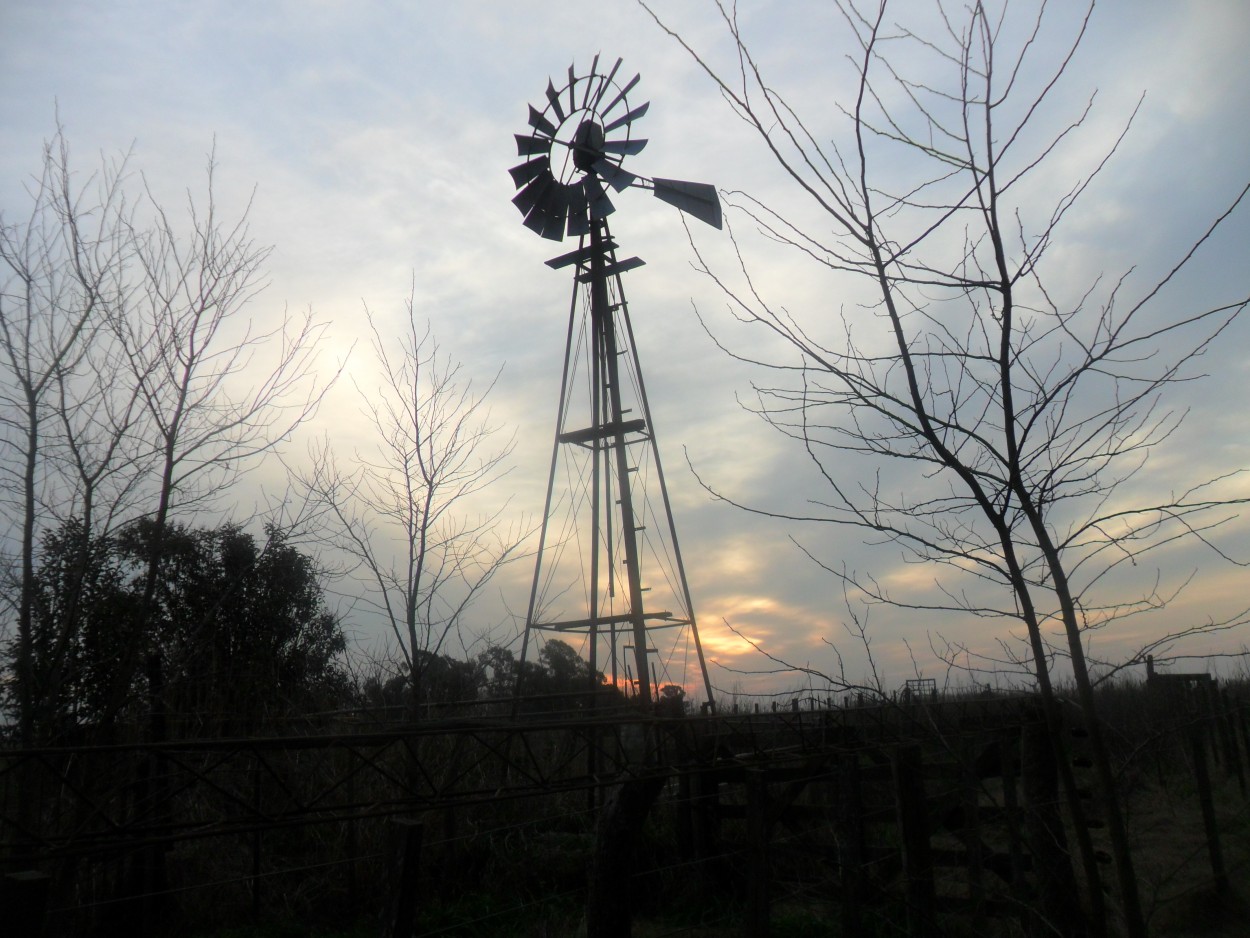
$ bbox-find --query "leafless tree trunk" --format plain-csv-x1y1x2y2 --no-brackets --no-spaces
296,300,527,715
642,1,1249,934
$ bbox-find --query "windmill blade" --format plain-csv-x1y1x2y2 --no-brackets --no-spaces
593,158,638,194
566,183,591,238
528,104,557,139
515,134,550,157
545,79,566,123
602,138,648,156
522,179,562,235
584,175,616,220
522,208,549,236
601,73,641,119
603,101,649,134
538,187,569,241
513,173,554,217
652,178,723,229
509,156,550,190
580,54,601,108
588,57,624,110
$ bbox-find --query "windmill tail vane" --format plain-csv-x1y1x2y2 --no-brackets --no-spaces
510,58,720,711
648,178,721,229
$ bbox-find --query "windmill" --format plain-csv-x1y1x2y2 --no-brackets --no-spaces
510,57,719,708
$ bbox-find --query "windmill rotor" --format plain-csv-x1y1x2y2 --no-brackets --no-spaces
509,58,722,240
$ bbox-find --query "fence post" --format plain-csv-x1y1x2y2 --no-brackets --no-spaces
345,750,359,914
745,768,771,938
961,742,985,934
251,755,263,921
675,769,694,859
837,751,865,935
1239,703,1250,801
137,652,171,934
1188,721,1229,895
384,818,424,938
1217,691,1245,794
893,743,936,937
1021,717,1083,937
696,768,719,857
586,775,666,938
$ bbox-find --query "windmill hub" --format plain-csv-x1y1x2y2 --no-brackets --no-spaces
570,119,605,174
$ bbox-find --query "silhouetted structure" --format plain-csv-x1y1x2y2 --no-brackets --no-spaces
509,58,720,706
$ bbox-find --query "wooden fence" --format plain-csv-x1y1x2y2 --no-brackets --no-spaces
2,688,1245,936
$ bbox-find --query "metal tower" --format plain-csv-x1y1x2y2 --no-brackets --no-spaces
508,58,720,707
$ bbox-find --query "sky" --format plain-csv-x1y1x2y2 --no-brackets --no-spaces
3,0,1249,701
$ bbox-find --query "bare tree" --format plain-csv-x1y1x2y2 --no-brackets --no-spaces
642,1,1249,934
0,129,333,742
297,300,527,714
105,152,333,731
0,129,141,744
